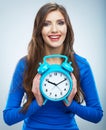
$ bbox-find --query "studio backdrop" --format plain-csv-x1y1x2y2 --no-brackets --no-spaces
0,0,105,130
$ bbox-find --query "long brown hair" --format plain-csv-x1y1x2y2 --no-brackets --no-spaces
22,3,84,112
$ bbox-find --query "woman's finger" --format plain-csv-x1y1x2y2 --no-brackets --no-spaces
32,73,44,106
64,73,77,106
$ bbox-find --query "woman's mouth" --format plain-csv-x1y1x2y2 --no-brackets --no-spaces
48,35,61,41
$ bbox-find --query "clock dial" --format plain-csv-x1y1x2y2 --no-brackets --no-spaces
42,72,70,100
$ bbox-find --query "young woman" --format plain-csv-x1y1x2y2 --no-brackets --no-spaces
3,3,103,130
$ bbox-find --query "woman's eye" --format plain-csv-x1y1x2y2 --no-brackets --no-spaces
43,22,50,26
58,21,65,25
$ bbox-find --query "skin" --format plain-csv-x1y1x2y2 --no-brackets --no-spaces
32,10,77,106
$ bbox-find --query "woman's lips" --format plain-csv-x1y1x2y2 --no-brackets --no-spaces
48,35,61,41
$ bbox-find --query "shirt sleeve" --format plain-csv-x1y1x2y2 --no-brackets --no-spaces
67,58,103,123
3,58,40,125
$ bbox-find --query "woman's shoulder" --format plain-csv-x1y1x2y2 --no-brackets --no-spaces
74,53,90,69
74,53,93,81
15,56,27,72
18,56,27,65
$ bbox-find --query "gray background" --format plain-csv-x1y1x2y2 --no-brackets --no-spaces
0,0,105,130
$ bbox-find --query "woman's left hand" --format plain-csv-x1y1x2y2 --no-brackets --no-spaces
64,73,77,106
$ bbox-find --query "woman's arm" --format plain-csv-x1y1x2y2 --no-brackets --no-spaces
67,59,103,123
3,58,40,125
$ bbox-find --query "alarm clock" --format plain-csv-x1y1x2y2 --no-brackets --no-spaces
37,54,73,105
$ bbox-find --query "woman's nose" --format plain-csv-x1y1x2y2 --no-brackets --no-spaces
51,24,58,33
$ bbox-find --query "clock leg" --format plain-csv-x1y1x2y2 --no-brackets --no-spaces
64,98,69,105
43,99,48,105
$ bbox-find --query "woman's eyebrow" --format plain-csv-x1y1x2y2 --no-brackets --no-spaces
45,19,65,22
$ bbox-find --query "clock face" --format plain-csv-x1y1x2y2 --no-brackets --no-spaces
41,72,71,100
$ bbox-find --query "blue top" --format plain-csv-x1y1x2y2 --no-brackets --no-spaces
3,54,103,130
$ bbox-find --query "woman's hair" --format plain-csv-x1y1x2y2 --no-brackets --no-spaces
22,3,84,112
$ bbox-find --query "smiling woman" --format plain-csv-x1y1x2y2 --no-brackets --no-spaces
3,2,103,130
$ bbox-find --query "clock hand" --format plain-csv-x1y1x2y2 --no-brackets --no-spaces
51,85,62,92
56,78,67,85
47,79,66,92
47,80,57,86
47,81,61,91
48,80,62,92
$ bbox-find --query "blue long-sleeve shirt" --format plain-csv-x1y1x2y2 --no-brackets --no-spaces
3,54,103,130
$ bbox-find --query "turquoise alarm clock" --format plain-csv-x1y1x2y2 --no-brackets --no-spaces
37,54,73,105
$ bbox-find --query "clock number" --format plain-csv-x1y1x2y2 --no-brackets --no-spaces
46,79,49,81
49,92,52,95
49,74,52,77
54,72,57,76
55,94,57,97
60,92,63,95
60,73,62,77
65,83,68,86
45,89,48,92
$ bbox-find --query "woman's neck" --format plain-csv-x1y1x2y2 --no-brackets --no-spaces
44,46,63,64
44,45,63,56
46,57,62,65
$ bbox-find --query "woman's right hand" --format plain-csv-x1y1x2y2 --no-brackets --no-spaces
32,73,44,106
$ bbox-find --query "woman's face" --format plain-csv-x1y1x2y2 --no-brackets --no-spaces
41,10,67,52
